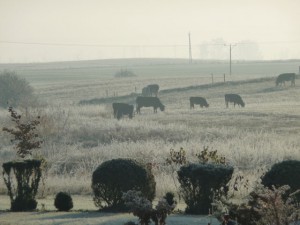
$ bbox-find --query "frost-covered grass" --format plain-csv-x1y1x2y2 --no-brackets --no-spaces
0,72,299,209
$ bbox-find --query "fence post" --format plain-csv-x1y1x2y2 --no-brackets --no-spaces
106,90,108,97
224,73,226,83
135,86,137,93
211,73,214,84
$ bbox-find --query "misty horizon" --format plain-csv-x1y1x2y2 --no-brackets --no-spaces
1,0,300,63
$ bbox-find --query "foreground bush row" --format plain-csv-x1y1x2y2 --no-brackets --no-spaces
3,156,300,219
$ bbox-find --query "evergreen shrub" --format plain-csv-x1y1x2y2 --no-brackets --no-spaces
54,192,73,211
92,158,156,211
261,160,300,201
178,163,233,214
2,160,42,211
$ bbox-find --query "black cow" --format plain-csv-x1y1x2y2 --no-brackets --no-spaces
142,86,150,97
136,96,165,114
276,73,296,86
112,103,134,119
190,97,209,109
142,84,159,97
225,94,245,108
147,84,159,97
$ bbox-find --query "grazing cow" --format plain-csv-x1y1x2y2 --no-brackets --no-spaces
136,96,165,114
276,73,296,86
225,94,245,108
142,86,150,97
190,97,209,109
147,84,159,97
112,103,134,120
142,84,159,97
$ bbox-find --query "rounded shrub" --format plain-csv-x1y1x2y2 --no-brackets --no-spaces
261,160,300,201
177,163,234,214
54,192,73,211
92,158,156,211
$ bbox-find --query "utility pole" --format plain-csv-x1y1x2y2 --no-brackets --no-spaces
224,43,236,75
188,32,192,64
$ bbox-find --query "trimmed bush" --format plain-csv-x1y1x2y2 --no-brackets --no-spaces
261,160,300,201
2,159,42,211
2,107,43,211
92,158,156,211
54,192,73,211
178,163,234,214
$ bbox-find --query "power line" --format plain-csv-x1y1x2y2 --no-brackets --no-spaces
0,41,188,48
239,40,300,45
1,40,299,48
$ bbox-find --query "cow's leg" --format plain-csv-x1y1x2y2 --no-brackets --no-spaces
117,112,122,120
292,79,295,86
226,101,228,108
154,107,157,113
136,106,140,114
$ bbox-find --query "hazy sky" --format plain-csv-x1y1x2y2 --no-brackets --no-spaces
1,0,300,63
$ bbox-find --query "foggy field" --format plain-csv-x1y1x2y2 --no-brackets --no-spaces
1,0,300,223
0,60,300,221
1,59,299,104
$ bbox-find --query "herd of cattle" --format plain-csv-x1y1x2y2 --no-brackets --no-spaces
112,73,296,119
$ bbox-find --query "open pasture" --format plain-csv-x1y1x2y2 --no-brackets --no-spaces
0,60,300,224
1,59,299,104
